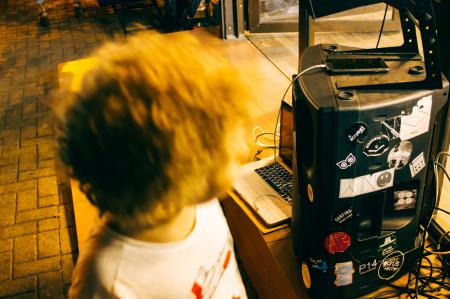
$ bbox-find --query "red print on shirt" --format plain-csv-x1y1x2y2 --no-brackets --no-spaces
188,235,238,299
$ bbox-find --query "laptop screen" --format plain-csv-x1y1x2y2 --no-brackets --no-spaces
279,101,293,168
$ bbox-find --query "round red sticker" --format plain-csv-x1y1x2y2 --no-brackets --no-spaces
324,232,351,254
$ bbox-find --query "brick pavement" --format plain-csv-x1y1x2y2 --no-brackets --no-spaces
0,1,126,297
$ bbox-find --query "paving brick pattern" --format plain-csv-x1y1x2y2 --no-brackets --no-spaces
0,1,125,297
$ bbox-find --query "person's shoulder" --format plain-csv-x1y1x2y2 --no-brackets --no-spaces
80,221,121,252
69,224,125,298
80,223,126,269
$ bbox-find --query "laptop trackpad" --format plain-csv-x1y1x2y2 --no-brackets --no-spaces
254,194,291,226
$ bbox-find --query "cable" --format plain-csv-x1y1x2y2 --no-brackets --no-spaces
254,133,278,147
272,64,326,162
425,206,450,217
252,126,279,148
407,151,450,296
376,4,389,48
280,64,327,104
431,151,450,244
424,242,450,255
421,229,450,255
431,151,449,228
435,162,450,180
435,152,450,185
370,151,450,299
252,64,326,158
273,104,282,162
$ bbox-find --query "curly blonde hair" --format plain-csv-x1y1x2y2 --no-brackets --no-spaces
56,32,253,229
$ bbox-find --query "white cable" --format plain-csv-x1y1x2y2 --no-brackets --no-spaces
251,64,327,158
280,64,327,104
252,126,279,148
421,150,450,255
274,64,327,161
433,151,450,207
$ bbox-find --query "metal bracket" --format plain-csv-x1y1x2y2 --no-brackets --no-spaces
305,0,444,90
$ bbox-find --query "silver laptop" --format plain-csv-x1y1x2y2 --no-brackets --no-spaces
233,101,293,227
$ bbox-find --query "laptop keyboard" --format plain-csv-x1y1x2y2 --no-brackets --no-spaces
254,162,293,203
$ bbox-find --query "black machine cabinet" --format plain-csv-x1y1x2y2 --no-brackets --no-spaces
292,45,449,298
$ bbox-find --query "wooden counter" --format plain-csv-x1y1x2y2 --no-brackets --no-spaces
221,192,307,299
222,190,450,299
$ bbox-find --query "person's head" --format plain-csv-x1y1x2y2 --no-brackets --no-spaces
56,31,252,229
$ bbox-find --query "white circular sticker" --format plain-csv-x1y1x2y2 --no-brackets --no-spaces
378,251,404,280
301,262,311,289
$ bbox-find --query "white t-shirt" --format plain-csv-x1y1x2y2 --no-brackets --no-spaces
69,199,248,299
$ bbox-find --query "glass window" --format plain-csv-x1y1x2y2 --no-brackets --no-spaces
259,0,298,23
